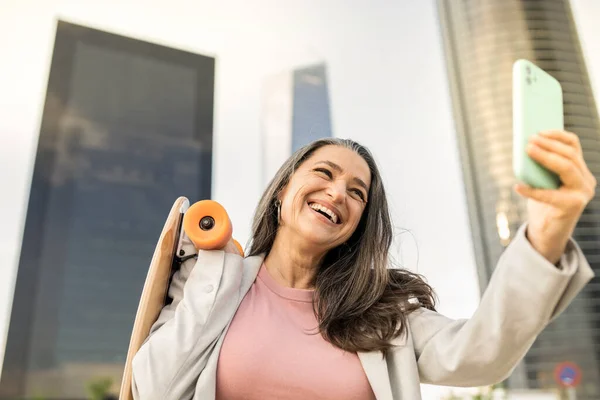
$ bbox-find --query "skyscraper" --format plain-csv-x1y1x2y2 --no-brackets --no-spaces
261,63,332,185
0,21,216,399
438,1,600,398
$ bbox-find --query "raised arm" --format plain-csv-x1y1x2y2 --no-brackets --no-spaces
410,223,593,386
412,129,596,386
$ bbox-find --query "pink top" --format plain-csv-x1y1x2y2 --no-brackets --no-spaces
215,263,376,400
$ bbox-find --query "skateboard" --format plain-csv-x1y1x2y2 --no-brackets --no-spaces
119,196,243,400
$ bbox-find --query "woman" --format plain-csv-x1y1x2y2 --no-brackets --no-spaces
132,132,596,400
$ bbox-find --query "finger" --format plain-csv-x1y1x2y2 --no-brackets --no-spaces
529,134,586,172
514,184,590,214
538,130,582,152
534,132,597,193
527,143,584,187
514,183,562,207
536,130,589,177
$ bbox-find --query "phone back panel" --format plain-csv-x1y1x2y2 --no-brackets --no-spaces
513,59,563,189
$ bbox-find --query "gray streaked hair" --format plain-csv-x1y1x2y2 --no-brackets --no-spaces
248,138,435,354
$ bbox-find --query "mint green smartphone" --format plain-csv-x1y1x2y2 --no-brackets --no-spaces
513,59,563,189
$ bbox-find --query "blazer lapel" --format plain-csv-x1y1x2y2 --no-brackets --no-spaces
358,351,394,400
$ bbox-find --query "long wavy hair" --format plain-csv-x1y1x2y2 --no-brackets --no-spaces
247,138,436,354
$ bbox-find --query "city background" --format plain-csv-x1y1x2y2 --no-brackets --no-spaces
0,0,599,399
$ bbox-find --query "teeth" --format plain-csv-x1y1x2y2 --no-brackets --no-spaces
309,203,339,224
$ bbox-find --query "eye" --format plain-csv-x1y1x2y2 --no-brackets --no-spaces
313,167,332,178
350,188,366,201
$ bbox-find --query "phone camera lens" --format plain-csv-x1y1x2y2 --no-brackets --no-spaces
526,77,532,85
526,65,531,74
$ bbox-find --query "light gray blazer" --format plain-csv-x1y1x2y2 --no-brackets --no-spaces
131,224,594,400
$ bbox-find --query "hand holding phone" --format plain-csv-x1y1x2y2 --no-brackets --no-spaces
512,60,597,263
512,59,563,189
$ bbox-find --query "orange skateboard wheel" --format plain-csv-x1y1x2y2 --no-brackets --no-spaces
183,200,233,250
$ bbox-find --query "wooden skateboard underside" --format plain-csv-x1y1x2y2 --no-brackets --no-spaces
119,196,190,400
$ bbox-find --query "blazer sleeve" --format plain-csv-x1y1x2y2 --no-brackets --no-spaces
409,223,595,387
131,234,244,400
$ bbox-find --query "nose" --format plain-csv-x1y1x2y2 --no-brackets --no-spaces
326,179,346,203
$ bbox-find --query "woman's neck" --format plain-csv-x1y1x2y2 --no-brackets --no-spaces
263,231,326,290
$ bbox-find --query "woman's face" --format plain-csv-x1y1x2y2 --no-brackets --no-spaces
278,145,371,250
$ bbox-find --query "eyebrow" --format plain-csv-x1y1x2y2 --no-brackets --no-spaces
314,160,370,193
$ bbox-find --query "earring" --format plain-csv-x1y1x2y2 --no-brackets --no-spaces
275,200,282,224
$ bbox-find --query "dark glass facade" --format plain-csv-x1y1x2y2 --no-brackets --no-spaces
0,21,215,399
291,64,333,152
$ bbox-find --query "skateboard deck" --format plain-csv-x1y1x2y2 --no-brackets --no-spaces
119,196,190,400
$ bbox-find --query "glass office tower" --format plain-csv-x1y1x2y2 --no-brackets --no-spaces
438,1,600,398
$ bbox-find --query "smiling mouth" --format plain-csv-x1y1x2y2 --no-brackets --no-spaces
308,202,341,224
